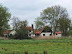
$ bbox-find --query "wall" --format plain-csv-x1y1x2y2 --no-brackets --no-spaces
55,34,62,37
9,30,16,36
28,31,35,38
28,34,35,38
4,34,8,37
40,32,52,37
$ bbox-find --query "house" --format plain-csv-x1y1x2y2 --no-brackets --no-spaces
3,30,11,37
27,24,35,38
9,30,16,36
28,24,62,38
28,25,52,37
55,31,62,37
3,30,16,37
3,25,62,38
34,26,52,37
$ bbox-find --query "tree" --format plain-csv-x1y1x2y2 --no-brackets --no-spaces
15,20,29,39
0,5,11,35
40,5,69,32
19,20,28,28
12,16,20,30
12,19,29,39
57,18,71,36
68,23,72,36
34,17,45,29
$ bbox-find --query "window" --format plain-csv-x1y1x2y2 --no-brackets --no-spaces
43,34,45,36
50,34,52,36
29,30,31,32
29,34,31,36
10,34,12,36
56,34,58,35
5,35,8,37
35,34,40,36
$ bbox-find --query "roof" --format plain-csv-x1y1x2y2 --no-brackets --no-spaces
26,27,33,31
3,30,11,34
55,32,62,34
34,26,52,34
26,27,32,29
34,29,42,34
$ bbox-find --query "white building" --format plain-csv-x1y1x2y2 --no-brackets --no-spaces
28,26,53,37
28,25,62,38
55,32,62,37
9,30,16,36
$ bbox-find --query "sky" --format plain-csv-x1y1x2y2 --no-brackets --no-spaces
0,0,72,27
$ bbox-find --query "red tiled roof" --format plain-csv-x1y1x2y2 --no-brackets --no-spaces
35,32,41,34
3,30,11,34
26,27,33,30
55,32,62,34
26,27,32,29
34,26,52,34
34,29,42,34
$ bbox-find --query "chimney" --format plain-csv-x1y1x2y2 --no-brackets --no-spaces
32,24,34,29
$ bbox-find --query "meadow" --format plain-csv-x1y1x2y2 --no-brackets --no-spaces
0,38,72,54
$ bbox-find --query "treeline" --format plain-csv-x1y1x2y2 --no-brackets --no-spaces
0,4,72,39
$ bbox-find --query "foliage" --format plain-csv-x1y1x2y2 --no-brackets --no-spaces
68,30,72,35
0,5,11,35
40,5,69,32
34,17,45,29
15,28,29,39
12,20,31,39
8,34,16,39
42,26,52,32
57,18,71,36
12,16,20,30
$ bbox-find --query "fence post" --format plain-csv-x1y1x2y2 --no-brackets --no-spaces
35,52,38,54
44,51,47,54
12,52,15,54
25,51,28,54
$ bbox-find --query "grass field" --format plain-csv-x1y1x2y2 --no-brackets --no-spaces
0,38,72,54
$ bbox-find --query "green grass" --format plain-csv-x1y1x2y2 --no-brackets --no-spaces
0,38,72,54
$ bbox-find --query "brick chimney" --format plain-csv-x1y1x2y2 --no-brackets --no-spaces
32,24,34,29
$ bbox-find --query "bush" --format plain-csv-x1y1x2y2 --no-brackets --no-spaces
8,34,16,39
68,30,72,35
9,28,32,39
14,34,32,39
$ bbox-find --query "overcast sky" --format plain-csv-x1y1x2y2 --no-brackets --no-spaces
0,0,72,26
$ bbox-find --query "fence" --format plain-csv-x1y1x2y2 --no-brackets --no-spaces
24,51,48,54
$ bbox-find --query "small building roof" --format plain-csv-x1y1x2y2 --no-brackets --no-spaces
34,26,52,34
55,32,62,34
26,27,33,31
34,29,42,34
3,30,11,34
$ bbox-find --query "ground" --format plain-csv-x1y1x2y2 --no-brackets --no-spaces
0,38,72,54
